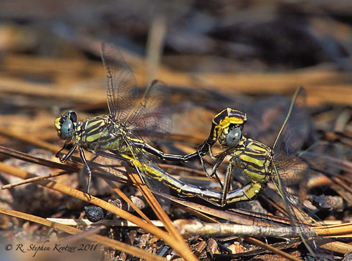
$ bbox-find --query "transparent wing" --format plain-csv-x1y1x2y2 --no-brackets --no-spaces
273,87,310,155
270,164,330,258
101,42,139,122
272,87,309,210
125,80,172,146
273,87,311,186
102,43,172,147
271,88,331,259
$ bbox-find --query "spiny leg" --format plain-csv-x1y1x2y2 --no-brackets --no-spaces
221,157,234,206
209,150,228,191
137,141,200,163
196,140,224,186
136,140,224,188
211,152,264,205
57,144,78,163
209,152,235,206
79,147,92,194
55,143,92,194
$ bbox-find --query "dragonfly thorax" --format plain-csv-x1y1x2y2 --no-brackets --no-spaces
231,136,273,183
73,115,129,154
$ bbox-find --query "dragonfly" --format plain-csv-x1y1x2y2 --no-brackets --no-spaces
54,42,306,209
177,88,308,206
53,42,278,207
53,41,328,257
105,84,330,259
118,153,264,206
54,43,199,193
136,88,309,207
53,42,256,205
104,85,329,260
192,87,331,258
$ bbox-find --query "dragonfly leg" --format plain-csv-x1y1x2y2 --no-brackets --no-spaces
206,151,228,190
193,139,222,182
133,142,191,163
56,143,91,193
55,144,66,158
208,147,217,160
57,144,77,163
79,147,92,194
132,139,226,188
137,140,214,163
220,157,234,206
217,153,266,204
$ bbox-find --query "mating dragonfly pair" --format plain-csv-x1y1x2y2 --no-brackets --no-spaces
54,43,321,257
54,43,290,207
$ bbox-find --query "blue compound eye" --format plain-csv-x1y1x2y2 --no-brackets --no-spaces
61,118,74,139
68,110,77,123
226,127,241,147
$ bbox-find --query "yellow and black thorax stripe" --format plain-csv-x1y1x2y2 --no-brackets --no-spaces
74,115,129,153
230,136,273,183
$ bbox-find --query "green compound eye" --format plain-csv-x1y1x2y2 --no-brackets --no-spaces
226,127,242,147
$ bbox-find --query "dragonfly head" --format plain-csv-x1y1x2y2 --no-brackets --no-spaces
54,110,78,140
209,108,246,147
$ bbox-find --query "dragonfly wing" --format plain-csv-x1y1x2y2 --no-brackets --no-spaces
273,87,311,153
272,87,314,203
272,87,312,203
271,88,332,259
101,43,139,122
126,80,172,146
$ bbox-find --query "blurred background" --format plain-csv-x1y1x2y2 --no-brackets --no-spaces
0,0,351,200
0,0,351,139
0,1,351,109
1,0,352,211
1,1,352,259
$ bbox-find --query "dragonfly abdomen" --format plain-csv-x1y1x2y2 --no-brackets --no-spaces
132,158,224,205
